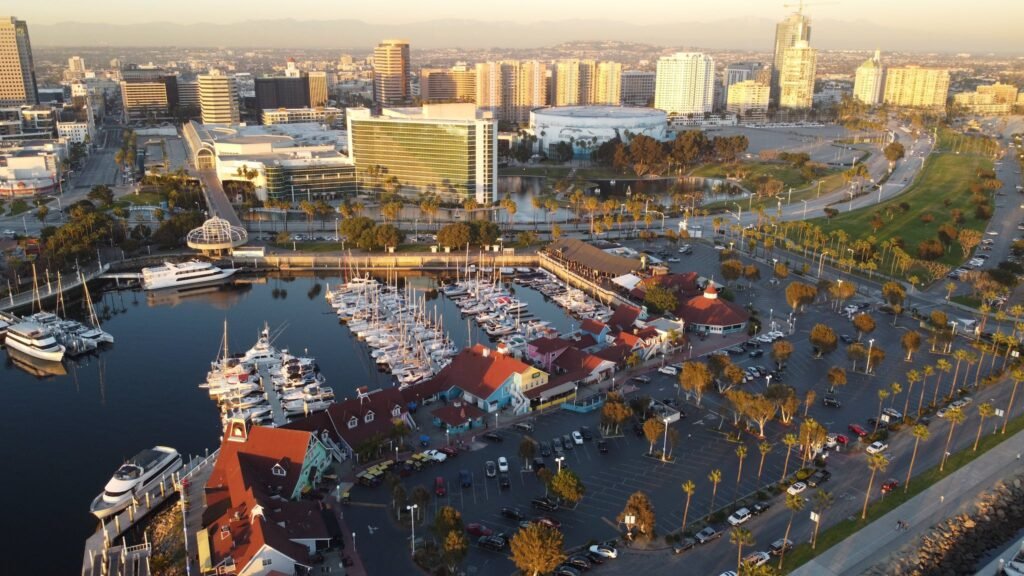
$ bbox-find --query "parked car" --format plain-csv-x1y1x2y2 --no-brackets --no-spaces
552,436,564,450
531,497,559,512
881,479,900,494
749,349,765,358
727,507,752,526
695,526,723,544
501,507,525,521
497,457,509,473
554,566,581,576
485,461,497,478
585,551,606,564
572,431,584,445
866,441,888,454
588,543,618,558
482,432,504,443
882,407,903,420
744,551,771,567
539,441,552,457
466,523,493,537
597,440,609,454
499,472,511,489
658,366,678,376
580,426,593,440
424,449,448,463
822,395,842,408
672,537,697,554
535,516,561,529
435,476,447,497
562,556,592,571
787,482,807,495
478,535,507,551
807,469,832,487
751,502,771,516
768,538,793,556
532,457,546,472
630,376,651,384
513,422,535,433
840,334,855,344
439,447,458,458
459,469,472,488
562,434,574,450
848,423,868,437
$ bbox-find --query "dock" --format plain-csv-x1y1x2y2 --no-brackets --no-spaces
257,363,288,426
81,451,216,576
1,261,110,313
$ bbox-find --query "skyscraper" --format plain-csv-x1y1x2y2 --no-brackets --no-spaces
725,62,764,90
727,80,770,123
772,11,812,103
654,53,715,116
779,40,817,110
66,56,86,81
620,71,655,107
307,71,328,107
420,64,476,102
0,17,38,106
198,70,239,125
594,62,622,106
373,39,410,105
883,67,950,108
475,60,547,125
854,51,885,105
554,60,582,106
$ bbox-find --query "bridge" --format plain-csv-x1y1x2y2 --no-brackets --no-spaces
195,169,244,229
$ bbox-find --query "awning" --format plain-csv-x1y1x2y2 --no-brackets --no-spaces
196,528,212,573
611,273,644,291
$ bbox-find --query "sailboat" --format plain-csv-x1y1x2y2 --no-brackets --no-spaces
77,271,114,345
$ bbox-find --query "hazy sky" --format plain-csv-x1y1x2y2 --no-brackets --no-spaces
5,0,1018,29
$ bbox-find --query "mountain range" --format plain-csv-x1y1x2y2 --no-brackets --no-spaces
28,18,1014,53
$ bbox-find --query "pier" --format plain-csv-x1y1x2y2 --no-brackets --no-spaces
81,451,216,576
1,261,110,313
256,363,288,426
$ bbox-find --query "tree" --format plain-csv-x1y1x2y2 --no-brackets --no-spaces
847,342,867,372
874,390,890,433
510,523,565,576
707,469,723,513
550,469,586,505
517,230,538,247
940,407,965,472
882,281,907,325
826,366,847,393
437,223,472,248
410,485,430,522
809,324,838,358
771,340,794,369
519,438,537,466
1006,369,1024,434
551,223,562,240
681,480,696,534
734,444,748,491
903,424,929,495
679,361,712,407
442,530,468,574
804,389,817,417
745,394,779,438
810,490,833,549
901,331,922,362
435,506,463,538
785,281,818,312
731,527,755,575
643,417,666,455
721,259,744,283
780,434,798,482
375,224,404,250
778,492,805,569
774,261,790,279
618,491,657,538
797,418,827,466
88,185,115,206
862,453,889,519
852,313,876,342
756,442,773,489
883,141,906,168
600,393,633,435
644,285,678,314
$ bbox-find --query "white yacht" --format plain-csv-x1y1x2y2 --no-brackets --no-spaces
4,321,65,362
141,261,236,291
90,446,183,519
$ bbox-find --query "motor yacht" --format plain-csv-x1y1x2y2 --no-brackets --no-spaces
4,321,65,362
141,261,235,291
89,446,183,519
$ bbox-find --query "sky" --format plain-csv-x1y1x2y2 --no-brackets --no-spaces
4,0,1019,30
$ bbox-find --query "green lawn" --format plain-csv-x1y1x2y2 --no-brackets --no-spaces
782,409,1024,573
120,191,165,206
701,165,847,213
691,161,817,191
810,152,992,269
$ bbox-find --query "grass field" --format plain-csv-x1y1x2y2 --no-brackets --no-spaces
691,161,817,191
119,191,165,206
810,152,992,269
699,163,847,213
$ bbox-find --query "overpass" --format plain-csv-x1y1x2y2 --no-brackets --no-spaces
195,169,244,229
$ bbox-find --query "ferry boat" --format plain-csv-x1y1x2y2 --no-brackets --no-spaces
4,321,65,362
141,261,236,291
89,446,183,519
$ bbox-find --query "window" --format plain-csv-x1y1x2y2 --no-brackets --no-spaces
364,411,374,423
391,405,401,418
347,417,358,429
272,463,286,477
262,558,273,567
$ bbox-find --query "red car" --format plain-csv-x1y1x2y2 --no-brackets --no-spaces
439,447,458,458
466,523,493,537
835,434,849,445
881,479,899,494
848,424,868,438
434,476,447,497
534,516,561,529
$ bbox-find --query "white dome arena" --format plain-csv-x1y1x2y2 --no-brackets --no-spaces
530,106,668,157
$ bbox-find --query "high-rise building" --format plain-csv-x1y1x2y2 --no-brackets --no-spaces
772,11,812,103
66,56,86,81
420,64,476,102
727,80,770,122
654,52,715,116
725,62,764,89
307,71,328,107
284,58,301,78
594,62,622,106
177,80,200,108
620,71,655,107
198,69,239,124
373,39,410,105
261,106,343,126
0,17,38,106
779,40,817,110
953,83,1018,115
853,51,885,105
475,60,547,125
347,103,496,204
120,66,178,120
554,60,583,106
883,66,950,108
254,77,310,110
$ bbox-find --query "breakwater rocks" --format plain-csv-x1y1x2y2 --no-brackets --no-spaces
865,474,1024,576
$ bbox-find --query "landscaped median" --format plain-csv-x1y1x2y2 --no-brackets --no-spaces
780,410,1024,573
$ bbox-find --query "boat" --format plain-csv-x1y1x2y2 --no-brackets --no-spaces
140,260,236,291
1004,540,1024,576
6,347,67,377
4,321,65,362
89,446,183,519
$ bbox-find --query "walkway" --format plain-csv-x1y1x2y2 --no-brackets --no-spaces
256,363,288,426
1,261,109,313
196,169,243,228
790,425,1024,576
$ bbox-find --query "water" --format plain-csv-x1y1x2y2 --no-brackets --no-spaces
0,271,574,575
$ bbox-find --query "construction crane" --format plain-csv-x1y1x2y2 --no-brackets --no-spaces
782,0,837,15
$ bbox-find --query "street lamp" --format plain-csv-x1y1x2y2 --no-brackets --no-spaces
817,250,830,278
407,504,418,556
766,374,772,389
555,456,565,473
574,384,579,406
661,417,670,461
801,199,809,219
866,338,875,374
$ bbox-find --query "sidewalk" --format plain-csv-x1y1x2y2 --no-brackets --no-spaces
790,425,1024,576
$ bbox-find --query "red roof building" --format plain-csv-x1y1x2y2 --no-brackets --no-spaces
608,304,643,333
680,284,749,334
629,272,703,301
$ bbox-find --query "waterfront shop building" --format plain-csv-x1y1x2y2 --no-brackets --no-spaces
0,139,66,197
542,237,643,283
679,283,749,335
347,103,497,204
199,421,336,576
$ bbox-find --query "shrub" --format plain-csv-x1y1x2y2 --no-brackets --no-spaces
916,239,944,260
795,468,813,481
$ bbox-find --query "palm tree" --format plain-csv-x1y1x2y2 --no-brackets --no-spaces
973,402,995,451
681,480,696,535
933,359,952,407
810,490,833,549
734,444,748,497
874,390,889,433
756,441,773,490
949,349,969,401
889,382,902,410
862,453,890,519
904,424,930,493
940,406,966,472
730,527,755,575
708,469,723,513
917,366,933,417
960,351,978,391
780,434,798,482
778,492,805,570
1005,368,1024,434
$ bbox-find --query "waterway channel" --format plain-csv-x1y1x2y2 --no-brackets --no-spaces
0,271,575,575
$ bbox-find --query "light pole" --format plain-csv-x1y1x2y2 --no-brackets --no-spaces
407,504,418,556
661,417,669,460
555,456,565,473
353,531,356,553
866,338,875,374
801,199,808,220
766,374,772,389
846,189,855,211
574,384,579,406
818,250,830,277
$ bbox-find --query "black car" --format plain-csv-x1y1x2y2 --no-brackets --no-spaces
532,457,546,472
597,440,609,454
822,395,842,408
840,334,855,344
630,376,651,384
808,468,832,487
482,432,503,443
531,497,559,512
749,349,764,358
695,526,722,544
501,507,525,521
539,441,552,457
499,472,511,489
552,437,564,450
554,567,581,576
585,552,606,565
751,502,771,516
562,434,574,450
672,537,697,554
580,426,594,440
563,556,591,571
478,535,507,551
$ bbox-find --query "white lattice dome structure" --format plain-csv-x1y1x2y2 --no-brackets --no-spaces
186,216,248,252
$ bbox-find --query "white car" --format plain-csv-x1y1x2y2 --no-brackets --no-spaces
497,456,509,473
424,449,448,463
658,366,678,376
727,507,751,526
787,482,807,495
866,441,888,455
743,551,771,567
588,544,618,559
571,431,584,445
986,231,999,236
